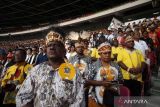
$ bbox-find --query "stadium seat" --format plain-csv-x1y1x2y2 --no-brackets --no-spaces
119,85,130,96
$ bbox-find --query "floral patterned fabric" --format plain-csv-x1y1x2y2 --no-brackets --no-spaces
88,59,123,81
16,62,84,107
88,59,123,104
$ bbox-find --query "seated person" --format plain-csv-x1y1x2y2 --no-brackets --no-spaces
86,43,123,107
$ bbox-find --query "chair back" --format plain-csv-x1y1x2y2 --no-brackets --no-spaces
119,85,130,96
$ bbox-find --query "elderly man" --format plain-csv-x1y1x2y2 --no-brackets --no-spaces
16,31,84,107
117,36,145,96
87,42,123,107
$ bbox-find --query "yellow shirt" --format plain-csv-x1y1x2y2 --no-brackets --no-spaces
112,47,117,55
2,63,32,87
117,49,145,82
1,62,32,104
90,48,100,58
112,46,124,60
116,46,124,54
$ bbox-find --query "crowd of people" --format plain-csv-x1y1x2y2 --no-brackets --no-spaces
0,17,160,107
0,39,45,51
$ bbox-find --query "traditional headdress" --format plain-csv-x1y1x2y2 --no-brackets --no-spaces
125,35,134,43
98,42,111,54
45,31,63,45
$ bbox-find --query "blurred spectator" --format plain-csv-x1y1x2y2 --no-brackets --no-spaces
81,39,91,57
1,49,32,106
28,47,38,65
0,49,7,75
1,51,15,78
66,44,77,60
117,36,145,96
35,46,48,65
25,48,32,63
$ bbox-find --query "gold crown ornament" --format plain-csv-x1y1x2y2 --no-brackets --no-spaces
46,31,63,45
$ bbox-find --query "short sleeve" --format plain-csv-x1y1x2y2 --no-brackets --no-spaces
139,51,145,63
143,41,149,50
112,47,116,55
136,50,145,63
117,50,123,62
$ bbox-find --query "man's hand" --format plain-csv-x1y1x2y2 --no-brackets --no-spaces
128,68,136,74
135,67,142,74
103,81,112,87
129,67,142,75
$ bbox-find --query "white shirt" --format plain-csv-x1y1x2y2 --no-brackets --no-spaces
134,40,149,58
106,33,114,42
66,52,77,60
16,62,84,107
25,55,32,63
30,55,37,64
104,34,109,40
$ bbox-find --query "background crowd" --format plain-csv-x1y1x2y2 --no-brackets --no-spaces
0,17,160,107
